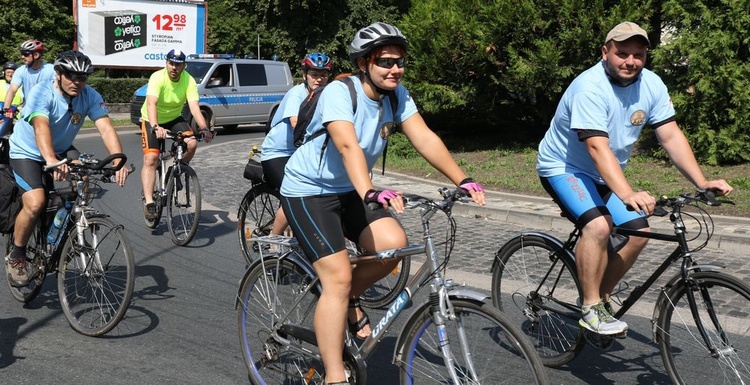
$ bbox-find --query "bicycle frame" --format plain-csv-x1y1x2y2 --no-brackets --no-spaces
244,192,489,384
155,135,187,204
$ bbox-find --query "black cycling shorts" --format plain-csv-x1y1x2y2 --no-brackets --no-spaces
10,146,80,192
141,116,194,154
261,156,289,190
281,190,394,263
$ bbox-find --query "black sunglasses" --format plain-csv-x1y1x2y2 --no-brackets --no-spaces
21,51,33,57
374,57,405,69
64,72,89,82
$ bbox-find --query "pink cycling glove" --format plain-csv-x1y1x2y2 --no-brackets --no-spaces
364,189,400,205
459,177,484,193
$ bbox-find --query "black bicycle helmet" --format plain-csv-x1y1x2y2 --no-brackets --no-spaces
349,22,408,62
20,39,44,52
3,62,18,71
54,50,94,74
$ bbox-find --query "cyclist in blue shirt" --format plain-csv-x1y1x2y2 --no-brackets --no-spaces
260,52,332,236
3,40,55,116
5,50,130,287
280,22,485,385
537,22,733,336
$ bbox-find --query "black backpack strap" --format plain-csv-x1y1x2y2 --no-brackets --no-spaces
380,90,398,175
316,77,359,168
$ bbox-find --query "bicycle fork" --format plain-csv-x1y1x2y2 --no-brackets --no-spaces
430,284,480,384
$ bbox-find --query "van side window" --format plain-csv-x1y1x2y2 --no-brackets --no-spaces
208,64,232,87
237,64,268,86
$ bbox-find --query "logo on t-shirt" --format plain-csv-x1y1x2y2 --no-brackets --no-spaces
630,110,646,126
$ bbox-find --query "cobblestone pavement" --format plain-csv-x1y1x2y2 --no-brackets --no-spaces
191,138,750,305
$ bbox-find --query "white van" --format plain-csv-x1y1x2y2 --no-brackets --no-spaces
130,54,294,131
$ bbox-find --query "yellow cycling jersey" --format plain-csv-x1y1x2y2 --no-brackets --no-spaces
0,79,24,107
140,68,199,123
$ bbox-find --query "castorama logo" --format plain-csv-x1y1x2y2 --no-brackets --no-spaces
143,52,176,61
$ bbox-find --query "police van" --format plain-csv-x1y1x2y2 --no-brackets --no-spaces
130,54,294,132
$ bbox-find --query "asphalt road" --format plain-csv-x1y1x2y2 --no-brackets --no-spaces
1,125,742,384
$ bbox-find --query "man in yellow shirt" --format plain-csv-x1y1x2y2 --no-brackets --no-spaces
0,62,24,109
140,49,213,221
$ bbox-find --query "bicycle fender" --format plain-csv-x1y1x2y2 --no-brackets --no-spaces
650,265,725,341
392,294,488,366
234,252,316,309
491,232,568,272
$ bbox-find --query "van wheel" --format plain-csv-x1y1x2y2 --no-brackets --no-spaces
189,108,214,133
265,106,278,135
222,124,239,133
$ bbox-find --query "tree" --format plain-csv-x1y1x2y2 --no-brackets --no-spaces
0,1,76,64
651,0,750,164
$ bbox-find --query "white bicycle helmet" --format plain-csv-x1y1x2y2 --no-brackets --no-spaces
20,39,44,52
349,22,408,62
54,50,94,74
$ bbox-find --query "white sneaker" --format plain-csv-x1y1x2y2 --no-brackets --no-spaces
579,302,628,335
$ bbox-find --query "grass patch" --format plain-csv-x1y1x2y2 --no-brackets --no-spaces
382,132,750,217
82,119,133,128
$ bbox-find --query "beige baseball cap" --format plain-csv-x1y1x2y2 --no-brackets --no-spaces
605,22,650,45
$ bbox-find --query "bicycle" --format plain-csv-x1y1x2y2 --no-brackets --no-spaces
237,148,410,309
3,153,136,336
236,187,549,385
490,189,750,384
142,130,202,246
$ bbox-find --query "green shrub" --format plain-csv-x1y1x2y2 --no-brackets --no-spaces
87,78,148,104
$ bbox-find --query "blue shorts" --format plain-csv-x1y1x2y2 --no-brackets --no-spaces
540,173,648,230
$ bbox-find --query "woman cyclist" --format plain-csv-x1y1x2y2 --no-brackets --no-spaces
260,52,332,236
279,22,485,385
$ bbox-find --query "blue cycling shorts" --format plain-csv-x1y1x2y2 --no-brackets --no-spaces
540,173,648,230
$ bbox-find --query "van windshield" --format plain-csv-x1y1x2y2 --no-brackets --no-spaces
184,62,213,84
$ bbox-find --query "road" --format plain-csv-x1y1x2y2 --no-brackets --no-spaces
0,125,742,384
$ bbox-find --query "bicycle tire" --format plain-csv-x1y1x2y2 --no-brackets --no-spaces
491,234,584,367
398,298,549,384
166,164,201,246
656,270,750,384
4,224,46,303
144,165,164,229
237,183,281,264
237,255,328,384
57,216,135,336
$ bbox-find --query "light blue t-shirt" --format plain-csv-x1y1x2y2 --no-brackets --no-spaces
10,81,108,162
281,76,418,196
536,61,675,183
260,83,308,161
10,62,56,105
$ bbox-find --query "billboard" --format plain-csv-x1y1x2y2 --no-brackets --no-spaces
75,0,206,68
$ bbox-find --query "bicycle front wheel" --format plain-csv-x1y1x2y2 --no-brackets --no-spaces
4,224,46,303
399,298,548,384
237,255,326,384
656,271,750,384
491,234,583,367
166,164,201,246
237,184,281,264
57,216,135,336
358,254,411,309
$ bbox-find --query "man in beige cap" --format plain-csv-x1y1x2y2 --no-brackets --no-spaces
536,22,733,335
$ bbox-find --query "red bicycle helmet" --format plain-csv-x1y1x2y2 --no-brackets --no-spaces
20,39,45,52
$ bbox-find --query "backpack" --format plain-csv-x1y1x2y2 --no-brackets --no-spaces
293,76,398,174
0,164,22,234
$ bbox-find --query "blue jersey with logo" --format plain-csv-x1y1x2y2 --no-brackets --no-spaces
281,76,418,197
261,83,308,161
537,61,675,183
10,81,108,162
10,63,55,105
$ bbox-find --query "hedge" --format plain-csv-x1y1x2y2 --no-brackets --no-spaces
87,78,148,104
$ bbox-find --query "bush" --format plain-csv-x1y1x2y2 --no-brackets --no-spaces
87,78,148,104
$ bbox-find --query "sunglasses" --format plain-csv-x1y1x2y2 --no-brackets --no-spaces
64,72,89,82
374,57,405,69
21,51,34,57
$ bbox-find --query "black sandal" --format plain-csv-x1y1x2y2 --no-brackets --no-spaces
348,298,370,338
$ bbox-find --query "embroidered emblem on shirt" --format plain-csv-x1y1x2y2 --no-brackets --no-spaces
71,113,83,125
630,110,646,126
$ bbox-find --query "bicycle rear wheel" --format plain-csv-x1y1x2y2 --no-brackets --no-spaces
57,216,135,336
491,234,583,367
237,255,327,384
166,164,201,246
656,271,750,384
237,184,281,264
398,298,548,384
4,225,46,303
143,165,164,229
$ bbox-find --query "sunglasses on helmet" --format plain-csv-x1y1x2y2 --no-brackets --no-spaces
374,57,405,69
